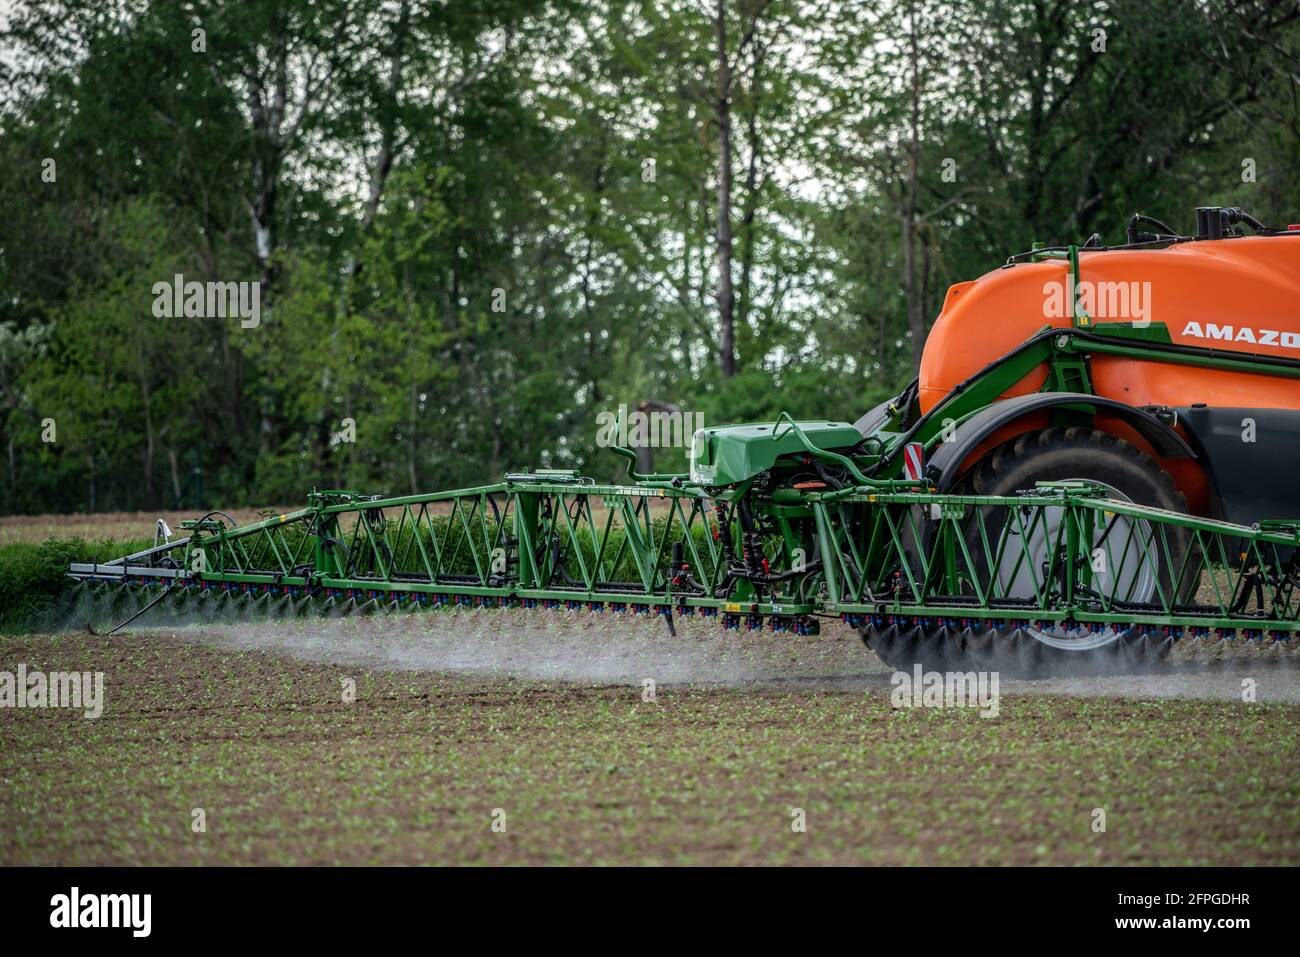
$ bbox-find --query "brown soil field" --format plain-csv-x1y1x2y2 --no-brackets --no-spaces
0,508,300,545
2,615,1297,866
1,496,678,545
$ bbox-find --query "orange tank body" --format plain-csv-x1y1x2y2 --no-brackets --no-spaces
918,235,1300,513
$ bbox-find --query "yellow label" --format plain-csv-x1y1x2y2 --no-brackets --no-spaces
724,603,742,613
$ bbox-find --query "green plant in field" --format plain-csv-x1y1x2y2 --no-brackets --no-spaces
0,537,149,632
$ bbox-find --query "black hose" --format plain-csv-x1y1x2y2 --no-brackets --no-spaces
1126,213,1181,243
88,577,181,637
486,492,510,551
195,510,239,529
813,459,846,490
320,537,352,576
1222,207,1267,233
549,537,585,588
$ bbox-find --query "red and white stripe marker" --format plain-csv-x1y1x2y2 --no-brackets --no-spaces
902,442,925,483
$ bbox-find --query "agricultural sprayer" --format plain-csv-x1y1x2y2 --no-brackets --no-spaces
69,207,1300,675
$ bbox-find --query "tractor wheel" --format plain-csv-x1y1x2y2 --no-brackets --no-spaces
862,621,1179,677
860,426,1194,678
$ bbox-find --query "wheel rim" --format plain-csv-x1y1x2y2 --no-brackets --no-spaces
994,482,1155,651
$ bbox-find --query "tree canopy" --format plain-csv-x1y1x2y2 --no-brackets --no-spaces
2,0,1298,512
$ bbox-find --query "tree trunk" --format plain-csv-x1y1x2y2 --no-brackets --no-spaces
714,0,736,378
246,29,290,290
634,400,683,476
737,103,761,335
140,371,155,506
903,5,926,373
6,435,14,510
903,211,924,372
351,0,411,281
168,448,182,505
408,381,419,495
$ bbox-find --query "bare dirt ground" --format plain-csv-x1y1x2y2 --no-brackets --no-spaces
0,498,675,545
109,605,1300,702
2,612,1298,865
0,508,299,545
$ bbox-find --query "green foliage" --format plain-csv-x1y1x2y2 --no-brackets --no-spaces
2,0,1299,513
0,538,150,631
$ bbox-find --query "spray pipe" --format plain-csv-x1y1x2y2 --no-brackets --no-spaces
608,403,691,483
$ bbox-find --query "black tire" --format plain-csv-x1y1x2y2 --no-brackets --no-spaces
863,622,1177,677
860,426,1193,678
